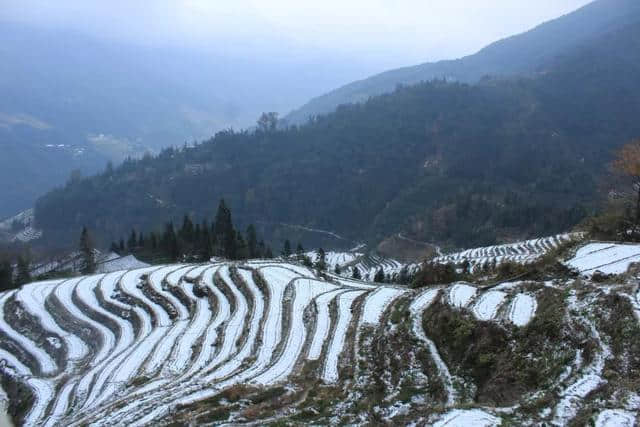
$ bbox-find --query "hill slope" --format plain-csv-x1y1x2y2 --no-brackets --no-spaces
34,16,640,249
285,0,640,124
0,23,369,217
0,239,639,425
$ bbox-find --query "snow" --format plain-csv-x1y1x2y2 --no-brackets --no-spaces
253,279,339,384
360,287,406,325
433,409,501,427
308,290,346,360
508,293,537,326
448,283,477,308
96,254,150,273
595,409,636,427
566,242,640,275
17,279,89,361
472,291,507,321
322,290,363,382
409,288,457,406
305,251,362,271
0,291,57,375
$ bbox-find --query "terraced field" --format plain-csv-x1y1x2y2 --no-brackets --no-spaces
432,233,582,272
0,256,637,426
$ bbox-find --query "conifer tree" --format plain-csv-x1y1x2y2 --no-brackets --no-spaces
110,242,120,254
16,255,31,285
246,225,258,258
214,199,236,259
265,246,274,259
352,266,361,280
119,238,125,253
138,232,145,248
257,240,266,258
236,232,248,260
0,260,13,292
282,240,292,257
334,263,342,275
128,229,137,251
315,248,327,271
296,243,304,255
374,267,385,283
80,226,96,274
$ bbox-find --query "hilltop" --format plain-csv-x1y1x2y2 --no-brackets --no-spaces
285,0,640,124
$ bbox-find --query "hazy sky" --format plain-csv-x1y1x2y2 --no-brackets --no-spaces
2,0,593,70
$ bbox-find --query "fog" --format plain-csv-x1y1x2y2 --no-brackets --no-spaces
2,0,592,71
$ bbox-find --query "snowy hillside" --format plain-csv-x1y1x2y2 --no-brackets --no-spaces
432,233,582,272
0,250,638,425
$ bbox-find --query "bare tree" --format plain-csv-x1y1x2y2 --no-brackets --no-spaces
612,139,640,222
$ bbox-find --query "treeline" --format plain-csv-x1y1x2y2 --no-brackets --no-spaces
0,254,32,292
110,199,275,263
33,24,640,248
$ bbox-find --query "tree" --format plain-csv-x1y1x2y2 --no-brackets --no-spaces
246,225,258,258
351,266,361,280
127,229,137,251
334,263,342,275
79,226,96,274
374,268,385,283
282,240,292,257
315,248,327,271
119,239,125,253
296,243,304,255
0,260,13,291
214,199,236,259
257,112,278,133
612,139,640,222
16,255,31,285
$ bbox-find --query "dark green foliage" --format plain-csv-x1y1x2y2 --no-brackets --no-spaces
314,248,327,271
79,226,96,274
0,259,13,291
114,201,267,263
373,268,385,283
423,287,575,405
412,263,459,287
352,266,361,280
33,20,640,248
15,255,31,285
282,240,292,257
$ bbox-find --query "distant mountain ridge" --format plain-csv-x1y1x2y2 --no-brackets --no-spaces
33,5,640,250
285,0,640,125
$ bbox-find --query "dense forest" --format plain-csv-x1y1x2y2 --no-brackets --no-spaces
34,20,640,249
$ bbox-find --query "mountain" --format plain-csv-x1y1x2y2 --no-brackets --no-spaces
32,6,640,250
285,0,640,125
0,237,638,425
0,23,371,218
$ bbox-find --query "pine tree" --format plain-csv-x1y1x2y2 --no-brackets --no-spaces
128,229,137,251
352,266,361,280
150,232,158,251
138,232,145,248
282,240,292,257
334,263,342,275
180,215,194,244
214,199,236,259
79,226,96,274
119,238,125,253
257,240,266,258
315,248,327,271
0,260,13,292
246,225,258,259
110,242,120,254
374,267,385,283
265,246,274,259
296,243,304,255
236,232,248,260
16,255,31,285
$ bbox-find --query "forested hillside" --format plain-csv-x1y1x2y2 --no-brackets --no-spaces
285,0,640,124
34,18,640,249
